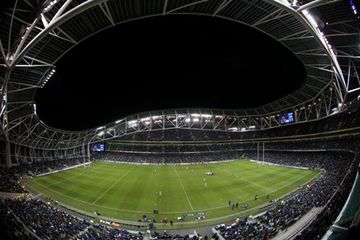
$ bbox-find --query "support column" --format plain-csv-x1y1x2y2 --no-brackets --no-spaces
2,74,11,168
87,143,90,162
82,144,86,166
5,140,11,168
29,148,33,163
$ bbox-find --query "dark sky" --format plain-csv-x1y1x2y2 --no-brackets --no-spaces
35,15,305,131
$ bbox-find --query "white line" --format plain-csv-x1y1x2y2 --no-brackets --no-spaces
33,180,95,206
48,172,88,188
29,170,319,216
31,180,148,213
173,166,194,211
91,167,132,204
218,165,305,192
47,164,104,188
220,168,272,192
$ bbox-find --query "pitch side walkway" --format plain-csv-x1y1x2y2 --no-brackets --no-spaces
166,225,214,238
0,191,29,199
271,207,323,240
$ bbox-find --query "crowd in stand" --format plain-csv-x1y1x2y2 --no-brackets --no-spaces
261,136,360,152
0,200,38,240
3,198,90,239
0,168,27,193
107,141,241,154
119,128,232,142
215,152,358,240
93,134,360,165
0,158,83,193
0,198,146,240
17,157,84,176
0,155,216,239
150,230,215,240
92,151,242,164
90,122,360,169
0,149,357,239
0,127,359,239
0,197,214,239
295,168,357,240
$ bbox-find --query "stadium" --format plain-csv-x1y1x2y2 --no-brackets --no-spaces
1,0,360,239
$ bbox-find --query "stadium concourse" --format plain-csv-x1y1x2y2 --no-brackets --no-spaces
0,108,359,239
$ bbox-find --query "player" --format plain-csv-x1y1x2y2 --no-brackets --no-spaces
204,182,207,188
159,191,162,196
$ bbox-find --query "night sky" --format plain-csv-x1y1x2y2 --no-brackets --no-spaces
33,15,305,131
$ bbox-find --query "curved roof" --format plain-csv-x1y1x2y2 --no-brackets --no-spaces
0,0,359,149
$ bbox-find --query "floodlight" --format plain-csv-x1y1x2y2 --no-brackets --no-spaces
202,114,212,118
141,117,150,122
33,104,37,115
128,120,138,128
152,115,161,120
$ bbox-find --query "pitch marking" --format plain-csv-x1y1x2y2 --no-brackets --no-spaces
173,167,194,211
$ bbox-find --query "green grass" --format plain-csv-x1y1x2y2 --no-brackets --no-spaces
23,160,319,227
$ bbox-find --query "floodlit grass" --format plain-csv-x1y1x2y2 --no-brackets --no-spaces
24,160,319,227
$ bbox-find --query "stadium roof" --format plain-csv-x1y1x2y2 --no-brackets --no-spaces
0,0,360,149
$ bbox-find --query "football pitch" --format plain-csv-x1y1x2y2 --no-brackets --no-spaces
24,160,319,226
